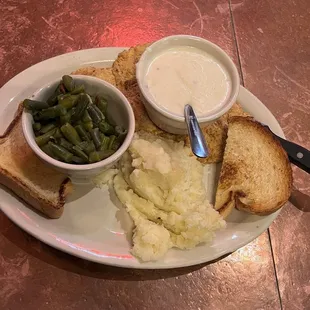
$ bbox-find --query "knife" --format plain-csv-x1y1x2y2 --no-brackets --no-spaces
262,124,310,174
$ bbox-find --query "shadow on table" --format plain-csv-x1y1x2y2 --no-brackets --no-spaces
1,214,230,280
289,186,310,212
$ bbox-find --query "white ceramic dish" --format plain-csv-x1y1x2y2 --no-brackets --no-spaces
0,48,284,269
22,75,135,181
136,35,240,134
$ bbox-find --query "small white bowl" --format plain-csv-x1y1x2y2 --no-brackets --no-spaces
22,75,135,182
136,35,240,134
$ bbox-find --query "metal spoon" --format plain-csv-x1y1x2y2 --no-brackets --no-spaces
184,104,209,158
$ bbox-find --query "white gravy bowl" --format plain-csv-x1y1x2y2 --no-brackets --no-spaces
136,35,240,135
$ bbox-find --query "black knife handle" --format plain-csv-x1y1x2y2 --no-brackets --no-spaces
276,135,310,174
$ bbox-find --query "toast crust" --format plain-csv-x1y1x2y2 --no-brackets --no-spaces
215,116,292,217
0,104,71,218
0,167,71,218
0,103,24,139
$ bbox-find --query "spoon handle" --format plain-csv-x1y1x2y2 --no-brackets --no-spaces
184,104,209,158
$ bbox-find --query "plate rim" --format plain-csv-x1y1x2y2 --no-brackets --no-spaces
0,47,283,269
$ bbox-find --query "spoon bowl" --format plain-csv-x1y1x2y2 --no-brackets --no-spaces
184,104,209,158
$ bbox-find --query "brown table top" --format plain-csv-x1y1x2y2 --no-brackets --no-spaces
0,0,309,309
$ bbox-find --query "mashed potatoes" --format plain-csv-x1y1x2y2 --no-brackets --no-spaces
95,133,225,262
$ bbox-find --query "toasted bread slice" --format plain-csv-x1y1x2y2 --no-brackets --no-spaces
215,116,292,217
0,105,72,218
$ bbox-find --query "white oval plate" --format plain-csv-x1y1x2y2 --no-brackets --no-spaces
0,48,284,269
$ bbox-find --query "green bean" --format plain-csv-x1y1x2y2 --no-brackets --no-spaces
54,128,63,139
62,75,74,92
48,135,57,143
59,95,78,109
101,149,114,159
57,93,70,101
89,150,114,163
74,119,83,126
95,96,108,115
74,125,90,141
111,140,121,151
58,138,73,151
32,122,41,132
88,151,100,163
41,144,54,157
24,74,119,165
50,127,64,142
71,84,85,95
78,141,89,149
72,156,85,164
71,94,91,122
40,123,56,134
90,128,102,149
94,104,105,118
23,99,49,111
99,134,109,151
41,144,61,161
82,110,92,122
90,95,96,103
47,84,63,106
79,141,96,155
82,121,93,132
60,108,73,125
71,145,88,162
115,126,127,143
85,143,96,155
98,120,115,135
60,113,71,125
35,105,66,121
47,94,58,107
87,104,104,125
60,123,82,145
108,135,116,150
35,128,57,147
48,142,73,163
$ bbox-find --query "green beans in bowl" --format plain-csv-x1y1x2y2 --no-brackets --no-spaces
22,75,135,180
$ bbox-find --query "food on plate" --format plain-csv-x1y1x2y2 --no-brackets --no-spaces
112,43,151,91
23,75,128,164
0,105,72,218
0,40,293,267
215,117,292,217
145,46,232,117
72,67,116,86
95,133,226,261
72,44,249,164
